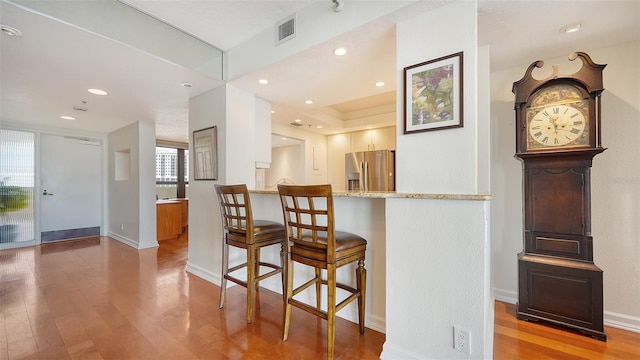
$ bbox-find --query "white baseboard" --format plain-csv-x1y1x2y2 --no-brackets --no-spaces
379,342,423,360
603,310,640,333
333,305,386,334
108,232,138,248
368,313,386,334
492,287,640,333
138,239,159,249
107,232,158,249
493,288,517,304
186,261,222,286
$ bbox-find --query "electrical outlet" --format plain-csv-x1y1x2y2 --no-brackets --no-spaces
453,326,471,354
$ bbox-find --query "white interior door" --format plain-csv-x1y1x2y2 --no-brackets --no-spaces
40,134,102,242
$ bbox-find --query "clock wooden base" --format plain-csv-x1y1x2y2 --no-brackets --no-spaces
517,252,606,341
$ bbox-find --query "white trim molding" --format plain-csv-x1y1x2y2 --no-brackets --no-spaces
492,287,640,333
380,342,423,360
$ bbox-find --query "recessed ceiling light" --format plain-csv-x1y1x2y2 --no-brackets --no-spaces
334,48,347,56
294,119,302,123
1,25,23,37
305,100,313,104
271,110,275,114
258,79,269,85
88,88,107,95
564,23,581,33
180,82,192,88
375,81,385,87
60,115,75,120
316,125,323,129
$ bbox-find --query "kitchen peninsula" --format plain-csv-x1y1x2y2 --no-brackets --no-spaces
246,189,490,334
156,198,188,240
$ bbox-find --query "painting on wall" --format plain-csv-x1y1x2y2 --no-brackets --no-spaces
404,51,463,134
193,126,217,180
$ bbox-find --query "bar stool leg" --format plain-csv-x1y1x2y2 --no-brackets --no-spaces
219,240,229,309
357,259,366,334
280,243,286,304
246,247,256,323
255,247,261,292
315,267,322,309
282,253,294,341
327,264,337,360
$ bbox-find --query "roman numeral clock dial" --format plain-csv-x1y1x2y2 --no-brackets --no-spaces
528,104,586,147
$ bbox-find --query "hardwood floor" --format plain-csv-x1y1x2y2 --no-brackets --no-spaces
493,301,640,359
1,234,638,359
0,234,383,359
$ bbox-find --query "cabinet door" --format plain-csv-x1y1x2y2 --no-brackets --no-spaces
371,127,396,150
350,130,372,152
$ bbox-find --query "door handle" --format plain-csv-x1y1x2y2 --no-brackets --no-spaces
42,190,54,196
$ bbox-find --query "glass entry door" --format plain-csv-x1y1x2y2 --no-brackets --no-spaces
0,129,35,248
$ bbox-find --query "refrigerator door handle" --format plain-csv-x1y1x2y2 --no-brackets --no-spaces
363,161,369,192
359,161,365,192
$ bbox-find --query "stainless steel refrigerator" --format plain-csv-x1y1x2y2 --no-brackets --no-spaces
345,150,395,192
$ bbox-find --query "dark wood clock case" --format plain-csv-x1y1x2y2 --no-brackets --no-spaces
512,52,607,341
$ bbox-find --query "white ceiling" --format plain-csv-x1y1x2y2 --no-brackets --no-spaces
1,0,639,145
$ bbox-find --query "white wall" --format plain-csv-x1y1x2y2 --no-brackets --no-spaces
385,198,489,359
395,7,478,195
107,121,158,249
255,97,272,168
272,122,328,185
383,2,493,359
266,145,303,189
490,41,640,331
186,86,226,283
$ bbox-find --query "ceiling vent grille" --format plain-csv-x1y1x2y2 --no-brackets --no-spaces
276,13,296,45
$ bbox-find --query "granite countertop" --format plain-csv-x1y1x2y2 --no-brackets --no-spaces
250,189,491,201
156,199,182,204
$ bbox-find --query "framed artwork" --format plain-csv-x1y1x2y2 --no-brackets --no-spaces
193,126,217,180
403,51,463,134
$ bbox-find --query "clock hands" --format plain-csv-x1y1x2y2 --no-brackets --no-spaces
529,104,586,147
548,114,560,134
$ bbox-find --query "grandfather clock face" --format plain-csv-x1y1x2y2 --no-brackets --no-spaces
525,83,590,151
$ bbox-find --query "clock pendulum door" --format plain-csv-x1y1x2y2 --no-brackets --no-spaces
512,52,607,341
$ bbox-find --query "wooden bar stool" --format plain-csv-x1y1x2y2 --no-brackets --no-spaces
215,184,286,323
277,184,367,360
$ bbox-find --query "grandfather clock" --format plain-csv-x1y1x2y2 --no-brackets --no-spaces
512,52,607,341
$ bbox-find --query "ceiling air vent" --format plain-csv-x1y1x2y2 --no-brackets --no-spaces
276,13,296,45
